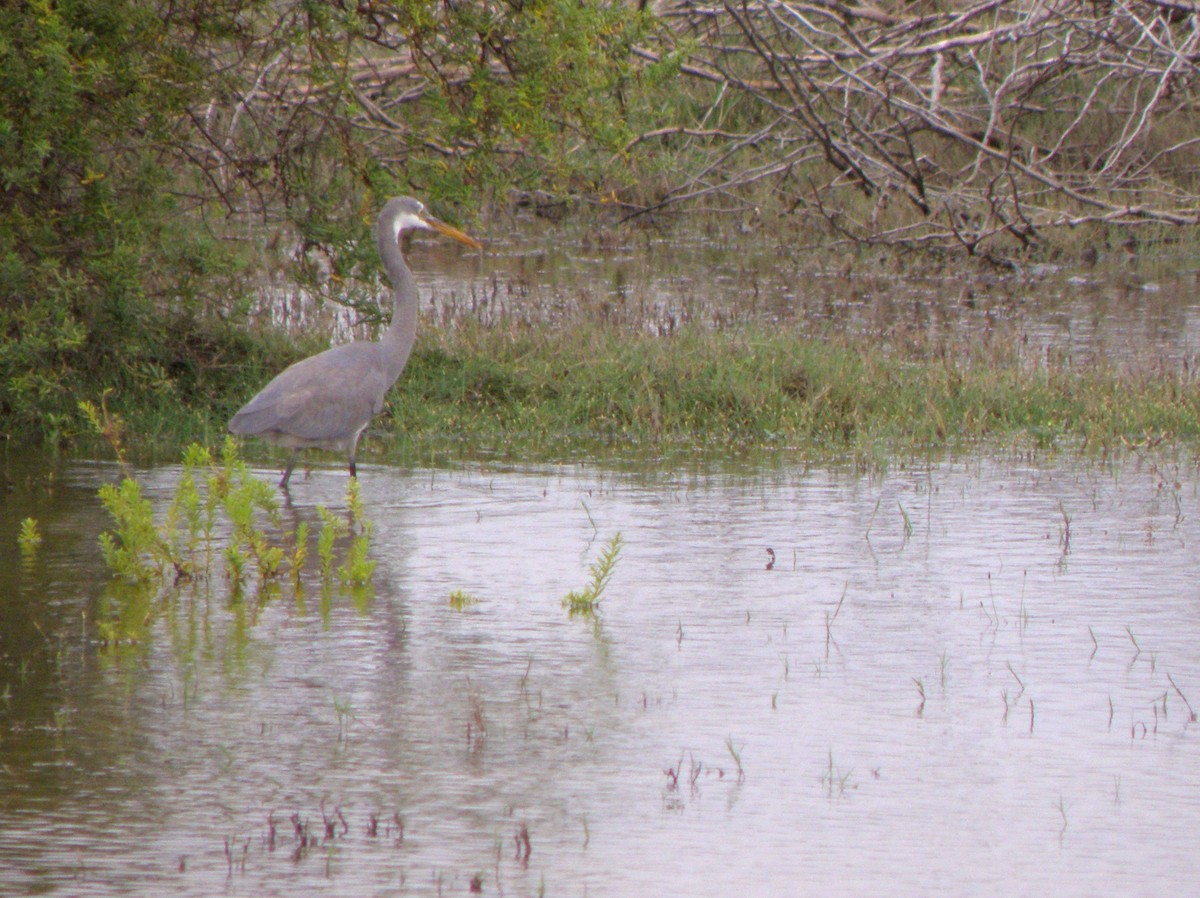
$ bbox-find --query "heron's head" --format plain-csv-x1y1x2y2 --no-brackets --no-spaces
381,196,481,250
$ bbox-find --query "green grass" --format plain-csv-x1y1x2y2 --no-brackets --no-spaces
365,317,1200,466
64,305,1200,470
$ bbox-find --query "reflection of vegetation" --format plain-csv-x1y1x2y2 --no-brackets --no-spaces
93,438,376,646
563,532,624,617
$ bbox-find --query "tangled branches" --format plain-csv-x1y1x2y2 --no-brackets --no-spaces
645,0,1200,255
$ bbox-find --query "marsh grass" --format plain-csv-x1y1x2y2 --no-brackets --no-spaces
66,234,1200,477
368,314,1200,470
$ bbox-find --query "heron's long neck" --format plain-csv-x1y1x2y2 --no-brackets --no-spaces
379,236,419,381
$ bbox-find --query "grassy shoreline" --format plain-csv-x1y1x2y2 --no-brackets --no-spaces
61,315,1200,472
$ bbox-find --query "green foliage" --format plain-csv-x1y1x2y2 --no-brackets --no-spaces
449,589,480,611
405,0,652,192
563,532,624,617
17,518,42,557
98,478,168,583
97,439,376,590
315,506,348,582
0,0,202,440
338,479,376,586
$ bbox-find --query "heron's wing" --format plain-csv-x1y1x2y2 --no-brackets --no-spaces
229,345,392,442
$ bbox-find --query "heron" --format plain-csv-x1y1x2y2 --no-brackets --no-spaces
229,196,481,487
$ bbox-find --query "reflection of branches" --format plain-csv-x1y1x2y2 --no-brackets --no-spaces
640,0,1200,254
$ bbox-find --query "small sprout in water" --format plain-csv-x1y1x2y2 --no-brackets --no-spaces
18,517,42,556
897,501,913,540
725,735,746,784
449,589,480,610
290,522,309,585
316,506,349,579
79,391,128,469
562,532,624,617
333,698,354,742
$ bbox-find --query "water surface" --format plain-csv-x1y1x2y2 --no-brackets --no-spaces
269,212,1200,369
2,451,1198,896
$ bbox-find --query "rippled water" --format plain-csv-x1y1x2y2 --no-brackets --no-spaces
269,212,1200,369
2,450,1199,896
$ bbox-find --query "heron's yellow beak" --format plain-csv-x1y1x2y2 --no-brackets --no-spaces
424,215,482,250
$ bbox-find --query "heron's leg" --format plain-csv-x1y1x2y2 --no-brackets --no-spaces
348,429,363,480
280,452,298,488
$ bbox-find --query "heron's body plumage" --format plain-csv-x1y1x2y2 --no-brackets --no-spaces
228,197,479,486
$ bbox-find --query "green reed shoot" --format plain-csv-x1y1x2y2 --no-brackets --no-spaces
316,506,348,580
338,479,376,586
163,443,223,575
98,477,170,582
78,390,128,471
449,589,480,610
17,517,42,557
563,532,624,616
290,521,309,587
898,501,913,540
338,529,375,585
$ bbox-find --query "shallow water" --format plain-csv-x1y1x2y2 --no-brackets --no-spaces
268,211,1200,371
2,450,1199,896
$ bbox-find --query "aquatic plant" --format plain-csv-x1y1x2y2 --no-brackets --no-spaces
17,517,41,556
562,532,624,616
338,480,376,586
290,522,309,589
79,393,128,471
449,590,480,611
316,506,348,581
821,750,853,798
91,438,379,652
98,477,170,583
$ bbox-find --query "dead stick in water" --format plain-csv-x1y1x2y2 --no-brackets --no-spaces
1006,662,1025,698
1166,673,1197,722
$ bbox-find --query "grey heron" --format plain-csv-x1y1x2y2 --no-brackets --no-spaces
229,196,481,487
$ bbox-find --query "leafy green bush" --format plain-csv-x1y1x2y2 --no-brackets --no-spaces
0,0,196,440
